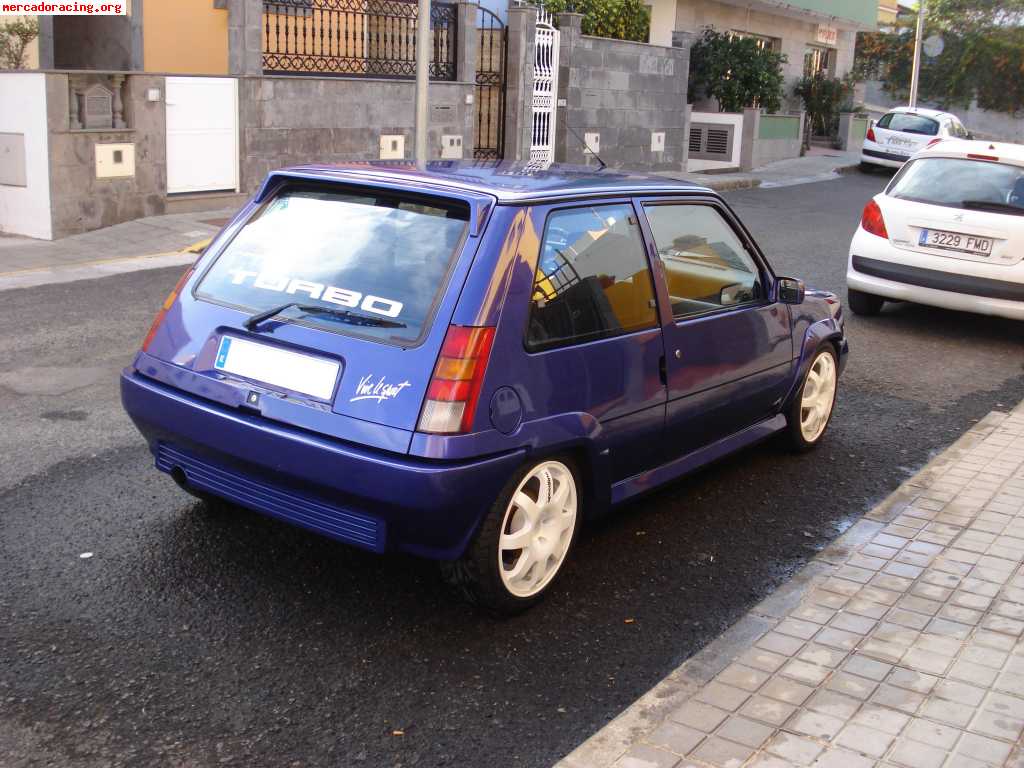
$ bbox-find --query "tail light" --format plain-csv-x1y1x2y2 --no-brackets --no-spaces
141,266,194,351
925,138,942,149
866,126,876,142
861,199,888,239
418,325,495,435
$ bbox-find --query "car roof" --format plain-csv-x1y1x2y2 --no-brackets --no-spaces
919,139,1024,165
885,106,956,120
261,161,713,204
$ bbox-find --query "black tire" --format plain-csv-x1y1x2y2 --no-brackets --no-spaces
847,287,885,316
784,346,839,453
442,456,581,615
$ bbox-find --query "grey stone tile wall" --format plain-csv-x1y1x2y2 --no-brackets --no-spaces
39,71,473,238
554,13,691,172
237,76,475,193
45,73,168,240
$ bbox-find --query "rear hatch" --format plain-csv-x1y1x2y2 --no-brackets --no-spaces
879,154,1024,266
138,175,492,454
871,112,940,160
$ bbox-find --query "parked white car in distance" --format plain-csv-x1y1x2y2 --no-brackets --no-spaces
847,139,1024,321
861,107,970,170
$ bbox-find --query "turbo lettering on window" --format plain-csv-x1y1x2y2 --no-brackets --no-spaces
227,270,405,319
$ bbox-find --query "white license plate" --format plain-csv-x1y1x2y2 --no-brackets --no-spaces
214,336,340,400
918,228,994,256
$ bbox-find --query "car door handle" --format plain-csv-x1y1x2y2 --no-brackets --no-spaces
674,349,682,360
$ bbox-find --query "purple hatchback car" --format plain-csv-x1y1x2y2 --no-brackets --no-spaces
122,162,847,613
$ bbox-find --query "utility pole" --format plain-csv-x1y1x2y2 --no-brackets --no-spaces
908,0,925,107
414,0,431,165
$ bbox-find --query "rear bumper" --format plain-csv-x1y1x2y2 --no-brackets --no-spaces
121,371,524,559
861,148,907,168
848,256,1024,321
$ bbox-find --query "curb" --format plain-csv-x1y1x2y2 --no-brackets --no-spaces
552,407,1014,768
703,178,763,191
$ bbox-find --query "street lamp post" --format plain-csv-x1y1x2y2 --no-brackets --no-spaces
414,0,431,165
908,0,925,107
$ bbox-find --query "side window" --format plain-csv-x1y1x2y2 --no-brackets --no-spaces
876,113,893,129
643,204,763,319
527,203,658,350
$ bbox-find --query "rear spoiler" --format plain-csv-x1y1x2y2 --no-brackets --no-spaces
254,169,494,238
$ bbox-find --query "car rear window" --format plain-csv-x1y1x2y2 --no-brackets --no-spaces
877,112,939,136
195,185,469,344
889,157,1024,213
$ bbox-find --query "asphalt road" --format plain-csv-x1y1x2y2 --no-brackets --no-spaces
2,172,1023,768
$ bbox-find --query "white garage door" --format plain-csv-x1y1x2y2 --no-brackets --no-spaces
166,77,239,194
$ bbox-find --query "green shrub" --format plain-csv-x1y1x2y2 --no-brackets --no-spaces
541,0,651,43
688,29,787,113
794,73,855,137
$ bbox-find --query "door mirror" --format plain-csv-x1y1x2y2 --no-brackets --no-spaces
777,277,805,305
719,283,748,306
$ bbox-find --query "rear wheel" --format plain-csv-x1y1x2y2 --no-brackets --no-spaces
785,346,838,452
848,287,885,316
443,458,580,615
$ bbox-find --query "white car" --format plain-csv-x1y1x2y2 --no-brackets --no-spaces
861,107,970,170
847,139,1024,321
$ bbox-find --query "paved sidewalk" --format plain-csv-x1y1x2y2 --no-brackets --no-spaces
0,208,236,274
661,151,863,192
556,403,1024,768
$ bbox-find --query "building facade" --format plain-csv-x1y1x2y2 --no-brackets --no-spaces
649,0,876,102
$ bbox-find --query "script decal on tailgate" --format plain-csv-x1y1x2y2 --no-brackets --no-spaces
350,374,412,404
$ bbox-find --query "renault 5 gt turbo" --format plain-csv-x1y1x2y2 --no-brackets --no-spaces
122,162,848,613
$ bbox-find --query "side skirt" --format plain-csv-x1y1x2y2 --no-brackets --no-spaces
610,414,788,505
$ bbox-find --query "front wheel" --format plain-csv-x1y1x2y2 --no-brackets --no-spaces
785,346,839,452
847,287,885,316
442,458,580,615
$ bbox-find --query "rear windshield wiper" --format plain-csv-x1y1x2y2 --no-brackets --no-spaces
244,302,407,330
961,200,1024,216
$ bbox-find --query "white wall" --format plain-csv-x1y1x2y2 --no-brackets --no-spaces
0,73,52,240
687,111,743,171
648,0,677,47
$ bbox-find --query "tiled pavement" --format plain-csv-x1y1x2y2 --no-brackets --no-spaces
556,403,1024,768
0,209,236,274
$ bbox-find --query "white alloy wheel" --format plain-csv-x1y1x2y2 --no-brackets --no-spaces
800,351,838,443
498,460,577,598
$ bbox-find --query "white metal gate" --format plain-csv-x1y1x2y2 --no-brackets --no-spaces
165,77,239,195
530,8,560,164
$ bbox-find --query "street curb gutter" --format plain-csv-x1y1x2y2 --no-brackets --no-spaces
552,406,1016,768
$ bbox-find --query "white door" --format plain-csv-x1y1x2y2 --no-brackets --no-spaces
165,77,239,194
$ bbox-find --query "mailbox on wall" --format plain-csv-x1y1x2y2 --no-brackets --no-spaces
95,143,136,179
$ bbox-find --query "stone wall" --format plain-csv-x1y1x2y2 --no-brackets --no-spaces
45,73,167,239
553,13,690,171
237,77,475,193
30,70,475,238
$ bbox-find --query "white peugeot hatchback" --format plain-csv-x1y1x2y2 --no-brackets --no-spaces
847,140,1024,321
861,107,970,170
